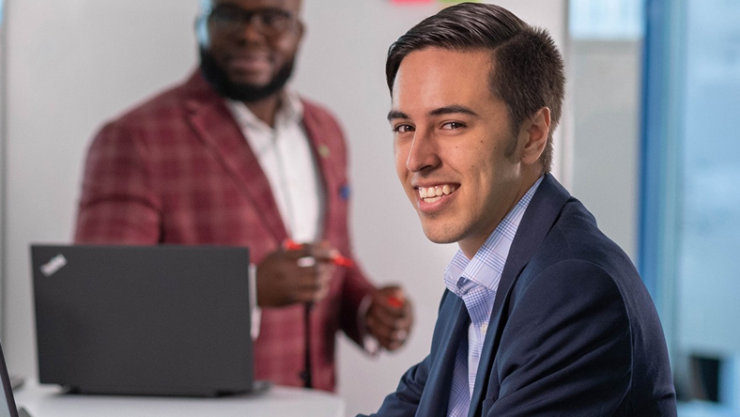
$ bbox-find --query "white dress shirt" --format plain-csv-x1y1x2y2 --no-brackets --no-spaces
227,93,325,242
226,92,325,338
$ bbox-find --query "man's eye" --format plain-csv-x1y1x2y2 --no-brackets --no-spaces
260,9,291,25
211,6,240,22
393,124,414,134
441,121,465,130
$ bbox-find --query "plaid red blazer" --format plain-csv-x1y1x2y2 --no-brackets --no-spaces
74,70,375,392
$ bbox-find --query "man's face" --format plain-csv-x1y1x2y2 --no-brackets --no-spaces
390,48,532,258
199,0,303,100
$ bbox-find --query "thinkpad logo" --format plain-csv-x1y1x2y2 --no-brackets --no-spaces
40,254,67,277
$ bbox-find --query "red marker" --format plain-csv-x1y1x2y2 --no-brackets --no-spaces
387,295,404,309
283,239,354,267
330,253,354,268
283,239,304,251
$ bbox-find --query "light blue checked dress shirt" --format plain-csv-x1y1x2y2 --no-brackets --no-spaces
443,177,542,417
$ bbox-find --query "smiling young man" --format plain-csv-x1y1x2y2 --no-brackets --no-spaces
74,0,413,392
361,3,676,416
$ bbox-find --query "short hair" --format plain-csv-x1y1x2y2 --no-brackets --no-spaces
385,2,565,172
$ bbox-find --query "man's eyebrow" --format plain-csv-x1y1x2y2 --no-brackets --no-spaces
387,110,408,121
387,105,478,122
429,105,478,117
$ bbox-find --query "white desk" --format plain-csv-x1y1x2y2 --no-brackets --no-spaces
15,381,345,417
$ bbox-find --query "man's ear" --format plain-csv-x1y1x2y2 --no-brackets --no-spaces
520,107,550,165
295,20,306,43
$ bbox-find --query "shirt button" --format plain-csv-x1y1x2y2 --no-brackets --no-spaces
481,323,488,336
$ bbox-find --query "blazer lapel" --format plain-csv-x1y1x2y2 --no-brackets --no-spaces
300,102,344,240
467,174,571,415
418,293,470,417
302,104,342,183
182,72,288,242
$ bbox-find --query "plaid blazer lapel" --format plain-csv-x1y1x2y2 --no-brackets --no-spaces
182,74,289,243
417,292,470,417
300,100,347,241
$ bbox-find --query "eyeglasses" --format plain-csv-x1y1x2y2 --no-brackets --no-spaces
206,5,296,37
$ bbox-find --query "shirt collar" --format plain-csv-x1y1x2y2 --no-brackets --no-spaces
444,176,544,295
226,90,304,133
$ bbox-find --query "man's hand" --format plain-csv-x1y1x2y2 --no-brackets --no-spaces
366,285,414,351
256,242,337,307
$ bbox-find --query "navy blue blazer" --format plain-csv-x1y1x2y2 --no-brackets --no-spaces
362,174,676,416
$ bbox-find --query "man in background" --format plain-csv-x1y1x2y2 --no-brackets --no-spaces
363,2,675,415
74,0,413,392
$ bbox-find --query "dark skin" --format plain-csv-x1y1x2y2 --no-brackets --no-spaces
257,241,336,306
367,286,414,350
202,0,304,126
199,0,413,350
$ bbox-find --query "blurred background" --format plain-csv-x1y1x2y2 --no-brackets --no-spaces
1,0,739,415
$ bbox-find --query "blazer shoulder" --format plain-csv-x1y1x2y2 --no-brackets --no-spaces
517,197,650,330
106,71,216,130
543,199,636,276
114,84,191,127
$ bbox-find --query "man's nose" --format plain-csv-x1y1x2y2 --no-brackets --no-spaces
405,130,440,172
234,13,267,42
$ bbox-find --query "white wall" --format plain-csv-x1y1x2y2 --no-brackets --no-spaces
1,1,566,415
570,40,641,259
0,0,6,342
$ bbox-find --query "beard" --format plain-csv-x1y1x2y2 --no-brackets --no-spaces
198,47,295,102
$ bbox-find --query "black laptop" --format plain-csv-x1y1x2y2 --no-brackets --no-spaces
30,244,261,397
0,341,20,417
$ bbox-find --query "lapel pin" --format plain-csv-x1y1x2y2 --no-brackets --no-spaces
340,185,351,200
318,144,331,158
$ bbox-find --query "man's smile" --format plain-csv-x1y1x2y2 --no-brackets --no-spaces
416,184,459,203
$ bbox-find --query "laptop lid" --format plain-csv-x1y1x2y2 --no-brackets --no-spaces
30,244,254,397
0,342,20,417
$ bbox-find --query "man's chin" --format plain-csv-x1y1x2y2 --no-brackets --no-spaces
226,73,272,90
420,224,459,245
199,48,294,103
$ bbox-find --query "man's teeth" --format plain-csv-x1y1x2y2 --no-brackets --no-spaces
418,185,456,200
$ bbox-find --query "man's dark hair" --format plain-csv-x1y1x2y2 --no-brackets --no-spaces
385,2,565,172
